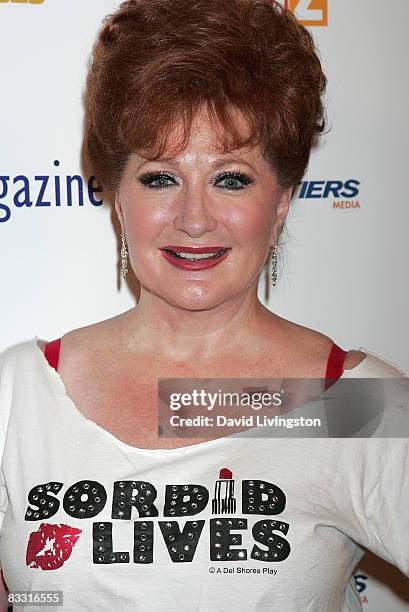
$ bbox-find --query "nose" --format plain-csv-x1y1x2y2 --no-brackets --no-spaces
172,184,217,237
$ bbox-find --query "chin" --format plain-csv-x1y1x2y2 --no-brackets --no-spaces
162,286,231,311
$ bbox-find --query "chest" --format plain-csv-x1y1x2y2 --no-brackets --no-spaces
59,355,326,450
60,358,223,449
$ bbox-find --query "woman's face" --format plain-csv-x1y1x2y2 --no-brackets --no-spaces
115,107,292,310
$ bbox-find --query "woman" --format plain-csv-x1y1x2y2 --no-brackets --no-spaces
0,0,408,610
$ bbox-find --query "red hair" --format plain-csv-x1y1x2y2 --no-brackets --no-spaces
83,0,327,193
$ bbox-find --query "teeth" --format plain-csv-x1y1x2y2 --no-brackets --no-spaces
178,251,221,260
166,249,227,261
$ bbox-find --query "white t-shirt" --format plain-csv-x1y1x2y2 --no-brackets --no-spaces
0,336,408,611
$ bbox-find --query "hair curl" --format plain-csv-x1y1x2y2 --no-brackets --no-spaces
83,0,327,193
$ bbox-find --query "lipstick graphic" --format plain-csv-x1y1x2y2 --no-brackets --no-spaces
26,523,82,570
212,467,236,514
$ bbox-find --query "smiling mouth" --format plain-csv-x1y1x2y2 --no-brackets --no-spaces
161,248,230,262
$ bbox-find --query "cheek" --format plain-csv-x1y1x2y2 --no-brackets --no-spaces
224,202,273,243
123,200,170,245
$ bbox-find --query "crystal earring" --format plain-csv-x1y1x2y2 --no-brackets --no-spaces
121,232,128,279
271,240,278,286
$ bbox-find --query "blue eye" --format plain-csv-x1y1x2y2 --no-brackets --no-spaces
138,169,254,191
138,171,177,189
215,171,254,190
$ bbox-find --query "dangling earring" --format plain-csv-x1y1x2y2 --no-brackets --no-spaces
271,240,278,286
121,232,128,279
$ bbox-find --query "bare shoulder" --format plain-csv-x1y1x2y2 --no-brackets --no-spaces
36,338,47,354
343,349,367,370
63,315,128,360
268,313,366,374
40,309,134,368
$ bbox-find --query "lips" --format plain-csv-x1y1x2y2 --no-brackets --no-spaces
160,247,231,270
26,523,82,570
161,245,229,254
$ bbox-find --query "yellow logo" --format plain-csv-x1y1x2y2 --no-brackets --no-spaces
0,0,44,4
284,0,328,26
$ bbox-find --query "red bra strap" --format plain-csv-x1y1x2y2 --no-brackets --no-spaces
324,342,347,390
44,338,61,371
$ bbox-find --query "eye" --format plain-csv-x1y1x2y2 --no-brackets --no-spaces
138,170,178,190
137,169,255,191
214,171,254,191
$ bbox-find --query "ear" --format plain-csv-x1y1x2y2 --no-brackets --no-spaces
271,186,293,244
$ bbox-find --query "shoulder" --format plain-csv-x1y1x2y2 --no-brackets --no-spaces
343,349,367,371
266,313,406,378
36,338,46,354
270,315,364,374
44,312,131,373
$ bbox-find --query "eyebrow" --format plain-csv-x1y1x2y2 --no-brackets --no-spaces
138,156,257,173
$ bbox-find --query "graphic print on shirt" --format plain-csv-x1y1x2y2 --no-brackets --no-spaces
24,468,291,570
26,523,82,570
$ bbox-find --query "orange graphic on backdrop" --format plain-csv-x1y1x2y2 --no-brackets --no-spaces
285,0,328,26
0,0,44,4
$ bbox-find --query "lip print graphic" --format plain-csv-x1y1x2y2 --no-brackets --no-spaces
26,523,82,570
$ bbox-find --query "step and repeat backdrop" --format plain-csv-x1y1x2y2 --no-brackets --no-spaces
1,0,408,609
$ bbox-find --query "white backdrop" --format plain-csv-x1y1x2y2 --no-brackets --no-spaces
0,0,408,609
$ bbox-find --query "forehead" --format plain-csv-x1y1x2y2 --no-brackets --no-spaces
134,107,264,167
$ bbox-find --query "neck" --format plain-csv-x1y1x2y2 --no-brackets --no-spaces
120,285,278,362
